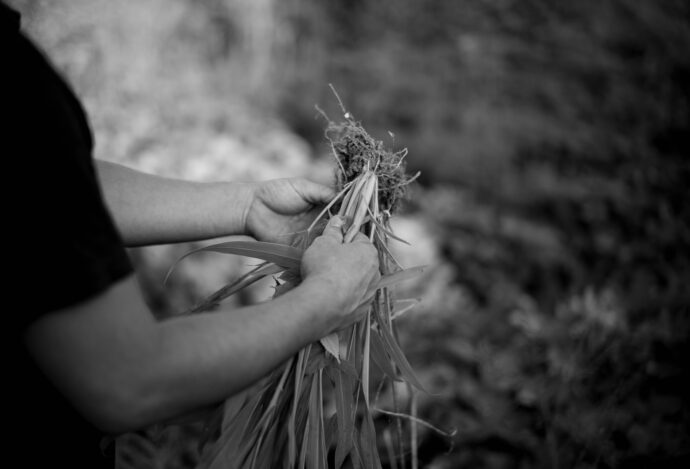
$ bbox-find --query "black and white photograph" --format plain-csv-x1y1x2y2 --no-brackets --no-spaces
5,1,689,467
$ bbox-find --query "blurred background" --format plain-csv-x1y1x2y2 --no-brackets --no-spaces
10,0,690,467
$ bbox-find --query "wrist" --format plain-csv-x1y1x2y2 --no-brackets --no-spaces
217,181,257,237
291,276,342,338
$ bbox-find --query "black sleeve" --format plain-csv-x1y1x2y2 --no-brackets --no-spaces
3,10,133,330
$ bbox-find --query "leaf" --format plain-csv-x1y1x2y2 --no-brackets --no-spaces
319,333,340,363
367,206,411,245
168,241,304,277
363,265,428,301
289,347,310,467
201,389,262,469
325,413,338,451
337,359,359,381
360,411,383,469
256,358,294,431
370,329,398,381
189,263,285,313
373,231,404,270
298,411,310,469
327,366,354,469
307,180,354,233
305,349,331,375
340,172,369,217
390,298,421,321
350,436,363,469
318,371,328,469
376,265,427,290
307,374,321,469
372,305,428,393
357,415,376,469
362,309,371,408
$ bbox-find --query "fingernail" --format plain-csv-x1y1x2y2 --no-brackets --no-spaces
330,215,343,227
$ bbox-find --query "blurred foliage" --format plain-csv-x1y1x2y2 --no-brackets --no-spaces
13,0,690,467
269,1,690,465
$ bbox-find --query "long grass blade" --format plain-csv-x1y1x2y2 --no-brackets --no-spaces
374,265,427,291
411,391,418,469
256,358,294,431
362,308,372,408
329,366,354,469
367,206,411,245
345,172,377,242
307,181,354,233
289,347,310,467
383,429,399,469
340,172,369,217
370,329,398,381
318,371,328,469
374,231,404,271
372,301,428,392
307,374,321,469
361,265,427,303
188,262,285,313
358,410,383,469
372,408,456,438
170,241,304,273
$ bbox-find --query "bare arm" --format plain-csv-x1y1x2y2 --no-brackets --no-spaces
95,159,335,246
95,159,254,246
23,216,379,435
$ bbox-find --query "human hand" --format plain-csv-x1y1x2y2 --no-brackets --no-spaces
300,215,380,334
244,178,334,244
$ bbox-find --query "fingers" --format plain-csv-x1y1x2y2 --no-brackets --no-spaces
320,215,345,242
293,179,336,205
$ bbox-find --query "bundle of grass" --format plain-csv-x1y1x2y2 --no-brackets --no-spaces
169,89,447,469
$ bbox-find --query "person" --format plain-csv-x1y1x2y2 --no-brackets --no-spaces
3,2,379,468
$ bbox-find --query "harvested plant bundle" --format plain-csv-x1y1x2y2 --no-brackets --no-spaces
173,94,435,469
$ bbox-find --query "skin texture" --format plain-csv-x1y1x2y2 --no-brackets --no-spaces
24,163,380,435
95,160,336,246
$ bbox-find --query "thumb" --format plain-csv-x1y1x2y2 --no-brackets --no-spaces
296,179,336,205
320,215,346,242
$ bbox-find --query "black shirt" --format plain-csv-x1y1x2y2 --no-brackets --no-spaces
3,3,133,467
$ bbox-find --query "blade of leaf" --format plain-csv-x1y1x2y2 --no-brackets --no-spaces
363,265,427,301
298,409,310,469
329,365,354,469
362,309,371,408
349,435,363,469
289,347,309,467
370,329,398,381
372,302,428,392
357,416,375,469
319,333,340,363
367,205,411,245
374,231,404,271
361,410,383,469
325,413,338,452
170,240,304,274
307,374,320,469
307,180,354,233
189,263,285,314
318,371,328,469
390,298,421,321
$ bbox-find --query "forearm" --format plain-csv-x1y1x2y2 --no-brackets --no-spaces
24,275,332,434
95,159,254,246
145,280,330,427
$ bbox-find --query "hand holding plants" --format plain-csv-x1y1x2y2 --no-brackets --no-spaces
300,215,380,335
244,178,335,243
